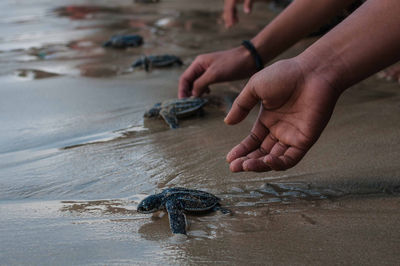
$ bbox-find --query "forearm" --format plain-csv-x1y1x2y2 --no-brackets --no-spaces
251,0,357,63
297,0,400,94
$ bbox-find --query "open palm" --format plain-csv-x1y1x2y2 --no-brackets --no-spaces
225,59,340,172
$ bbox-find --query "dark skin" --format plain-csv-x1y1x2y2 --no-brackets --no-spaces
225,59,339,171
180,0,400,172
179,0,358,98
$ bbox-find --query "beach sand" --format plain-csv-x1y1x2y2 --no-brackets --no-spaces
0,0,399,265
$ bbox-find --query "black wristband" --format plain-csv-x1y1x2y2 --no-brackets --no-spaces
241,40,263,72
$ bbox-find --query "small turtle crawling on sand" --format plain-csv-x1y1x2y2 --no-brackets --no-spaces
103,35,143,48
144,97,207,129
137,187,230,234
132,55,183,72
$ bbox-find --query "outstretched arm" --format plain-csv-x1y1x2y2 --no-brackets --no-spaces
179,0,358,98
251,0,358,63
298,0,400,91
225,0,400,172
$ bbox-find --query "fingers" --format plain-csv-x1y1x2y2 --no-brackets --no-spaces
226,133,261,163
226,119,268,162
224,83,259,125
228,133,306,172
223,0,238,28
192,69,215,97
269,141,288,157
243,158,271,172
178,59,206,98
245,133,276,157
228,132,275,172
264,146,305,171
243,0,253,14
229,157,247,172
230,157,271,172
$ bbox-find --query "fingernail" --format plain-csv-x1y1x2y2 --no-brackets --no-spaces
226,151,234,162
224,117,231,125
224,113,231,123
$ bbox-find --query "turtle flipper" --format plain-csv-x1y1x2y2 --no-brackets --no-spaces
160,108,179,129
165,199,187,234
175,58,183,66
144,56,150,72
144,103,162,117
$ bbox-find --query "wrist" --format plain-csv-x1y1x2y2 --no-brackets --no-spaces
295,43,349,96
241,40,264,72
234,45,259,75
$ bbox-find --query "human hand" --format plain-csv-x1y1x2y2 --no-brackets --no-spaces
223,0,254,28
178,46,258,98
224,58,341,172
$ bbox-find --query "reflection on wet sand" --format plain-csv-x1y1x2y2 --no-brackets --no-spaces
15,68,60,80
54,5,122,20
59,93,233,150
59,181,400,242
79,63,120,77
0,0,269,79
61,199,137,215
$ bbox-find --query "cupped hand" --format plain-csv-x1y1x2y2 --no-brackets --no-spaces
178,46,257,98
225,58,341,172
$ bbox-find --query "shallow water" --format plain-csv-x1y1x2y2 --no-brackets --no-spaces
1,0,400,265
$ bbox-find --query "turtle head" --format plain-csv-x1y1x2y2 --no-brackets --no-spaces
102,40,111,47
137,194,163,213
144,103,161,117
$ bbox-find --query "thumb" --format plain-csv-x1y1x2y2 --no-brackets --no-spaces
192,69,216,97
224,82,259,125
243,0,253,14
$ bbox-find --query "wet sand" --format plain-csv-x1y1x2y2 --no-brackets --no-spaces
1,0,400,265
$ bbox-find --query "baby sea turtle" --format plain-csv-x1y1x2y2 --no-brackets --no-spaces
144,97,207,129
132,55,182,72
137,187,230,234
103,34,143,48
